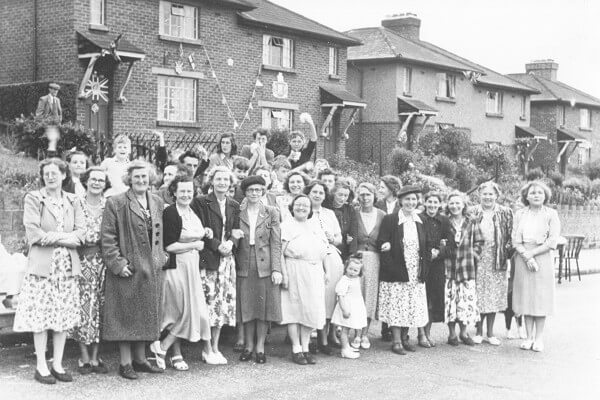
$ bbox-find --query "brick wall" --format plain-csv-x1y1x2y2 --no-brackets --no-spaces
528,103,557,171
0,0,36,84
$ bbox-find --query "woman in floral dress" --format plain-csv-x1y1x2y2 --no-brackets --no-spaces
70,167,110,374
377,185,430,355
14,158,85,384
472,182,513,346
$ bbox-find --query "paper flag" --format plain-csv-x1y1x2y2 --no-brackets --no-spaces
255,79,263,88
221,96,227,105
233,120,239,129
211,70,217,79
248,103,253,110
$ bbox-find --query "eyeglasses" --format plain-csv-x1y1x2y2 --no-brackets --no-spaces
245,188,263,193
89,178,106,183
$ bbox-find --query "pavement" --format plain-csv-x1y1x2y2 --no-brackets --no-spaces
1,273,600,400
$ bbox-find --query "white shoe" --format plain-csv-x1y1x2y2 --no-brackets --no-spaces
341,348,360,359
532,341,544,352
215,351,228,365
484,336,501,346
519,340,534,350
518,326,527,339
350,336,361,349
506,327,517,339
360,336,371,350
149,341,166,370
202,351,220,365
472,335,483,344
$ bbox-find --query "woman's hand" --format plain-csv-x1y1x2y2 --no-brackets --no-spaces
231,229,244,240
204,228,213,240
522,250,534,260
346,235,353,243
342,310,351,319
271,271,283,285
381,242,391,252
431,248,440,260
193,240,205,251
119,265,133,278
325,231,334,244
40,232,61,246
218,241,233,256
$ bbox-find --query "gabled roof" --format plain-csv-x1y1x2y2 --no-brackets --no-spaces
346,27,538,94
238,0,361,46
507,73,600,108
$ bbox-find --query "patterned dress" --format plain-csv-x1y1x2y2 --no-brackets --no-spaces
14,197,81,333
378,219,428,327
70,198,106,344
476,210,508,314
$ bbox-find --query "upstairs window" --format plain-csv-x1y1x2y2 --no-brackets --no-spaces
90,0,105,25
263,35,294,68
559,105,566,126
261,108,293,130
403,67,412,95
520,95,527,119
157,76,197,123
580,108,592,129
486,91,503,114
159,1,198,40
328,47,339,76
436,73,456,98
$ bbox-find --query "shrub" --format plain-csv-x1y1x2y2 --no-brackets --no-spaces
0,81,77,122
266,128,290,157
471,145,517,180
399,170,448,194
388,147,416,176
11,117,97,159
547,170,564,187
563,176,592,196
454,159,482,192
434,155,457,180
526,167,544,181
418,127,471,159
329,153,379,187
584,159,600,181
0,151,39,189
590,179,600,198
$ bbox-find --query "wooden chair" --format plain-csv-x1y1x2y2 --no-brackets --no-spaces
560,235,585,282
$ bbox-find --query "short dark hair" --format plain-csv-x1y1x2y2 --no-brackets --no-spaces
66,150,90,168
80,166,111,192
178,150,200,164
423,191,444,203
288,194,313,219
283,171,310,193
216,133,238,156
39,158,68,183
252,128,270,140
233,156,250,171
317,168,337,180
168,175,196,198
304,179,330,200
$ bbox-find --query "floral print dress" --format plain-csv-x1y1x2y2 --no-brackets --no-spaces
14,197,81,333
70,198,106,344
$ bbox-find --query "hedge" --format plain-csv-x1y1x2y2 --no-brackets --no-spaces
0,81,77,122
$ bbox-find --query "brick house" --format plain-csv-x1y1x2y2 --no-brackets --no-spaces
509,60,600,173
0,0,363,159
344,14,539,169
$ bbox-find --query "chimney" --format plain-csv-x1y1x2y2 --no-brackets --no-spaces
526,59,559,81
382,13,421,41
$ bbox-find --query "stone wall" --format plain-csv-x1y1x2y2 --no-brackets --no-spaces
0,188,27,254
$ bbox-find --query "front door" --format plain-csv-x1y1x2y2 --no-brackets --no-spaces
82,71,110,160
323,113,340,159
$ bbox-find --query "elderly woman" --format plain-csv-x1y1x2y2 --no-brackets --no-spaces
306,180,344,355
349,182,385,350
512,181,560,352
149,176,212,371
276,171,310,221
70,167,111,375
331,179,356,261
441,192,484,347
208,133,238,171
190,166,242,365
14,158,84,384
420,192,453,347
472,182,513,346
101,160,167,379
236,176,282,364
281,194,328,365
377,185,430,355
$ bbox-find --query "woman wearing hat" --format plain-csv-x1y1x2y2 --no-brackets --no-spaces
377,185,430,355
236,176,282,364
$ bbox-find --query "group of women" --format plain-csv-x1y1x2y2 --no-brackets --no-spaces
12,131,561,384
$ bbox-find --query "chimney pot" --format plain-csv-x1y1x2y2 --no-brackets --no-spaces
382,13,421,41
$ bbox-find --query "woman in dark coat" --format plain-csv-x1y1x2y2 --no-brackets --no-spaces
331,179,356,261
101,160,167,379
420,192,453,347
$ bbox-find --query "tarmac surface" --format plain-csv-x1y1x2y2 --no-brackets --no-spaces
1,274,599,400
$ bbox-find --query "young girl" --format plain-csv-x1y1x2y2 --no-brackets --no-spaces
101,134,131,197
331,255,368,359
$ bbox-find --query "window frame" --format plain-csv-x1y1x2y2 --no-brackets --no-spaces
156,75,197,123
403,66,412,95
328,47,339,76
580,108,592,130
436,72,456,99
262,34,294,69
520,95,527,119
90,0,105,26
159,1,199,40
261,107,294,130
485,90,503,115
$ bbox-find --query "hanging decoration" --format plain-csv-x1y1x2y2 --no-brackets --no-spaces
201,43,264,132
272,72,288,99
188,54,196,70
83,71,109,103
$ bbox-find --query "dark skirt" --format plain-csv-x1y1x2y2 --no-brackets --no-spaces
237,247,282,323
426,259,445,323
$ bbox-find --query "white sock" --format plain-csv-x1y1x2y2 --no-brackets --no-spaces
292,344,302,353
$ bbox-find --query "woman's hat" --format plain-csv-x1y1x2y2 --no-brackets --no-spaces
241,175,266,192
397,184,422,199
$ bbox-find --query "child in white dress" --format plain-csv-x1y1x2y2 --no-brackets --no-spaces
101,134,131,197
331,255,367,359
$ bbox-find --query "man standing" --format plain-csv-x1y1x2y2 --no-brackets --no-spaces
35,83,63,124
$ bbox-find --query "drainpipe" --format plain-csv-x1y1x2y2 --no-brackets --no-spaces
33,0,38,81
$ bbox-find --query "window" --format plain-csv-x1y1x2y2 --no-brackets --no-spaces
558,105,566,126
159,1,198,40
486,91,503,114
262,35,294,68
157,76,196,122
436,73,456,98
520,96,527,119
261,108,293,130
403,67,412,95
328,47,338,76
90,0,105,25
580,108,592,129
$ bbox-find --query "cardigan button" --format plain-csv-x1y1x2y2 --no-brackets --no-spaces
155,241,160,245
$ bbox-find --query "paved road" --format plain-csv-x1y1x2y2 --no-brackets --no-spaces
1,275,599,400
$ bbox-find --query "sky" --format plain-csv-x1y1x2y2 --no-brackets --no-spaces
271,0,600,98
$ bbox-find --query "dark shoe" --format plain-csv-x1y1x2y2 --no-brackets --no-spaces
402,340,416,352
34,370,56,385
291,352,307,365
459,335,475,346
132,360,164,373
447,336,459,346
382,331,392,342
91,360,109,374
308,341,318,354
255,352,267,364
50,367,73,382
233,342,245,353
118,364,138,380
239,349,253,362
317,343,334,356
328,337,342,348
78,360,93,375
391,343,406,355
303,352,317,365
